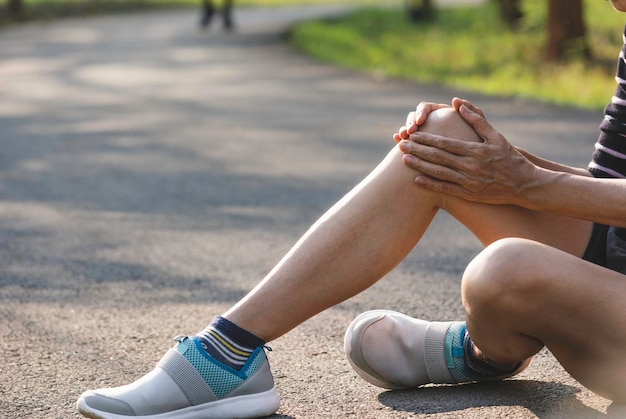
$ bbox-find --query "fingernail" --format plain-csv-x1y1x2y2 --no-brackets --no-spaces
402,154,416,164
460,104,475,115
399,140,409,151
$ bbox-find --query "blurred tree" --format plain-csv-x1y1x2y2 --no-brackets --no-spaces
5,0,24,19
492,0,589,62
406,0,435,23
547,0,590,61
492,0,523,29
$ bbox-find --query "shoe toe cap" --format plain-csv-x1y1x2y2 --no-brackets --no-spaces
345,310,431,389
77,390,136,416
77,366,191,417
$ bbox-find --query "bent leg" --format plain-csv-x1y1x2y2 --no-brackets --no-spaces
463,238,626,402
226,108,592,342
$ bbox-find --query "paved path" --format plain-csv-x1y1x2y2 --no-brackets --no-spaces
0,4,619,418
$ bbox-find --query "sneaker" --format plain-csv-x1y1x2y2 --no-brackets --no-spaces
76,336,280,418
344,310,529,390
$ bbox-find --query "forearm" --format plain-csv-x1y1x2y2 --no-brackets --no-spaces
516,147,591,177
523,168,626,227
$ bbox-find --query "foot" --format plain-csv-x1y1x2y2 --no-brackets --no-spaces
344,310,529,389
76,336,279,418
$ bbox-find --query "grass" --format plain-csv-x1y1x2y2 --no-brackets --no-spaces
290,0,626,110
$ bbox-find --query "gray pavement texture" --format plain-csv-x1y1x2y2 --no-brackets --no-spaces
0,3,623,419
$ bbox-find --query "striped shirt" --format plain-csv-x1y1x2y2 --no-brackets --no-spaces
589,27,626,179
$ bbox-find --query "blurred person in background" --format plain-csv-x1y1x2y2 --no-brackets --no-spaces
200,0,234,30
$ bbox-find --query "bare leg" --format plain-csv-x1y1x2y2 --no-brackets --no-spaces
226,134,443,340
225,108,592,342
463,238,626,402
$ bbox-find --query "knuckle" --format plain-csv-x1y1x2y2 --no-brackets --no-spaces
465,141,480,151
468,180,486,194
425,148,440,161
464,160,480,174
466,181,479,193
467,142,487,157
434,166,447,179
436,138,450,149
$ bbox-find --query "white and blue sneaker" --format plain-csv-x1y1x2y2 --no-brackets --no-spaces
76,336,279,418
344,310,529,390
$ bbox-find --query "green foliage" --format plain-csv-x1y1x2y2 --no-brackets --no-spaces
291,1,625,110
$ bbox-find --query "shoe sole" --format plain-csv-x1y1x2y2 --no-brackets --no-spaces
76,386,280,419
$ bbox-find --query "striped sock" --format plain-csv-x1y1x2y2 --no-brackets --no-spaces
195,316,265,371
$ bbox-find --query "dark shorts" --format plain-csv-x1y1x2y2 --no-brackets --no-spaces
582,223,626,275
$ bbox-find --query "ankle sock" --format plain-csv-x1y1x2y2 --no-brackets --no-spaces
196,316,265,371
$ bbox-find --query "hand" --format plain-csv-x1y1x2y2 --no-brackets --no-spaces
398,100,539,206
393,101,452,143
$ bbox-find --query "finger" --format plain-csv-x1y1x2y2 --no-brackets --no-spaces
413,174,469,199
403,141,482,183
402,154,474,200
404,111,419,136
393,130,408,143
451,97,465,112
407,132,480,158
458,104,501,144
396,125,410,141
405,111,416,128
451,98,485,118
402,153,469,185
414,102,451,126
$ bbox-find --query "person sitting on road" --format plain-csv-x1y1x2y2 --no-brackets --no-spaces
76,1,626,417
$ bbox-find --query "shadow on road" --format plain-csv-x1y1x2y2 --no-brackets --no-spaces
378,379,612,418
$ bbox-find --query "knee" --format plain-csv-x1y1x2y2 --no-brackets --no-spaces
419,107,482,143
461,238,545,318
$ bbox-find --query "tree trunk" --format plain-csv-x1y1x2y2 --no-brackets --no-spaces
6,0,24,19
546,0,590,61
493,0,523,29
406,0,436,23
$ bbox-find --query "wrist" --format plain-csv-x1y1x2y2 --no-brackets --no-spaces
520,167,562,211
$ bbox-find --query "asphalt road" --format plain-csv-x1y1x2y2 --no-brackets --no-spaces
0,3,622,418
